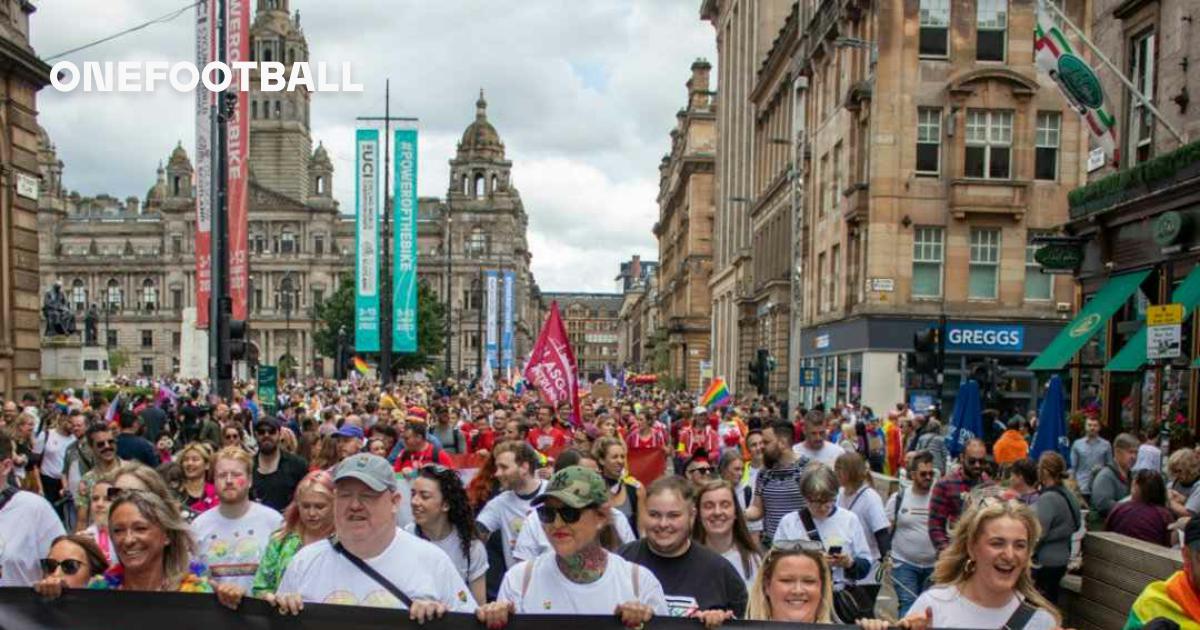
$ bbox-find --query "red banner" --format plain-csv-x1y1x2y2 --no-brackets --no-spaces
226,0,250,321
523,301,581,425
627,447,668,487
193,0,214,328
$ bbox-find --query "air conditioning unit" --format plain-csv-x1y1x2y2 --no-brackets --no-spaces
1055,302,1071,312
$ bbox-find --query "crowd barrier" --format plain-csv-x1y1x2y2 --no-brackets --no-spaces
1062,531,1182,630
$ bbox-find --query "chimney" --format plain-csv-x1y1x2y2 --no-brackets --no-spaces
688,58,712,110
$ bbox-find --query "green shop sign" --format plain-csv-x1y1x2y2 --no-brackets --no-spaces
1153,211,1187,246
1057,53,1104,109
1035,243,1083,270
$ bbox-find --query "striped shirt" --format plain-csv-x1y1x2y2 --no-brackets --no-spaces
754,458,809,543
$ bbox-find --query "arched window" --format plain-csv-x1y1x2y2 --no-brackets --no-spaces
172,176,181,196
466,228,487,257
106,279,122,310
71,279,86,312
141,278,157,311
491,174,498,192
462,174,469,195
316,176,325,194
474,173,486,197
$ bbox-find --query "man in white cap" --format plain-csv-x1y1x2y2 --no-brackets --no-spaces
273,453,476,618
676,406,718,464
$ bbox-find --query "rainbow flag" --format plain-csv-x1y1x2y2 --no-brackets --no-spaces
352,356,370,376
699,377,731,409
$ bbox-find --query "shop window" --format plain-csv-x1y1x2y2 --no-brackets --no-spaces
1127,30,1156,165
969,228,1000,299
916,107,942,174
976,0,1007,62
1035,112,1061,180
912,227,944,298
964,109,1012,179
919,0,950,57
1024,232,1052,300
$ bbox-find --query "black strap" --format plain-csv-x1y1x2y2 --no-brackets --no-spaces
1045,485,1080,531
799,508,822,545
892,487,906,529
1002,602,1037,630
331,539,414,607
0,486,19,512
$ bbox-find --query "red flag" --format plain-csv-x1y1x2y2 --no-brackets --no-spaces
627,447,668,487
523,301,581,426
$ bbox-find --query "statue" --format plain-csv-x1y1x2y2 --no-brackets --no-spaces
84,304,99,346
42,281,77,338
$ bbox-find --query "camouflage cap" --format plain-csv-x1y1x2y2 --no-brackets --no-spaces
532,465,608,509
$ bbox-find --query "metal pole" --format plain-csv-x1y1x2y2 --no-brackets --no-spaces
380,79,392,385
476,266,483,377
1040,0,1184,143
445,214,453,376
211,0,232,399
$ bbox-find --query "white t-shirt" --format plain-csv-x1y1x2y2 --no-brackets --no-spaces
837,485,889,585
720,546,761,587
0,490,66,586
512,505,636,562
476,480,546,569
909,585,1056,630
792,441,845,468
192,502,283,591
403,523,489,587
498,550,668,615
774,506,871,588
278,528,477,611
884,489,937,568
38,431,76,479
1132,443,1162,474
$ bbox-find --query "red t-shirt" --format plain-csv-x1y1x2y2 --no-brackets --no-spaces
392,442,454,472
472,427,496,453
626,425,667,450
527,425,568,453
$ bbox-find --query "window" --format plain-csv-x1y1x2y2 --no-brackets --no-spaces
253,288,263,313
106,330,117,348
1025,232,1052,300
820,153,831,215
832,143,843,213
830,244,841,308
312,288,324,307
172,288,183,311
466,228,487,257
253,233,266,254
141,357,154,377
916,108,942,174
280,231,296,254
817,252,827,312
141,330,153,348
314,235,325,256
912,227,944,298
964,109,1013,179
969,228,1001,299
919,0,950,57
1035,112,1061,180
1128,30,1156,165
252,101,258,119
71,279,87,312
172,332,181,348
106,279,122,310
976,0,1007,61
172,235,182,254
141,279,157,311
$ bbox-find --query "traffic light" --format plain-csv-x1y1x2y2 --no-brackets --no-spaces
229,319,248,361
748,360,761,392
912,327,939,375
748,348,770,396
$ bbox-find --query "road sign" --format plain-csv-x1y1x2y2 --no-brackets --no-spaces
1146,304,1183,360
257,364,278,412
1147,303,1183,326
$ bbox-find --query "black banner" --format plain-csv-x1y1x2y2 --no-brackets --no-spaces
0,588,871,630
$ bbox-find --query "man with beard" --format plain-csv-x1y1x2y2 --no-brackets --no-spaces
75,423,120,529
744,418,808,546
928,438,991,551
252,416,309,511
477,441,546,571
194,447,283,594
617,476,746,621
885,450,939,616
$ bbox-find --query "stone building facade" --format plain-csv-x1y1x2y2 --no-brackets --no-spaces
0,0,49,400
37,0,539,380
616,255,658,373
655,60,715,390
542,292,623,381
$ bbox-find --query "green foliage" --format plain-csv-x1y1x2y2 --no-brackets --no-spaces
1069,139,1200,217
107,348,130,375
87,385,157,403
312,275,447,373
313,275,355,358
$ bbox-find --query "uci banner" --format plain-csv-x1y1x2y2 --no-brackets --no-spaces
354,128,381,352
502,270,515,372
0,589,935,630
393,128,418,353
486,269,499,371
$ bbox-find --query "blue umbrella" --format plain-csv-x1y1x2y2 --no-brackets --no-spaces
946,379,983,458
1030,375,1070,461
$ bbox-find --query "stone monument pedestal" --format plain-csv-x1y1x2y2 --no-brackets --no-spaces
81,346,109,385
40,337,86,391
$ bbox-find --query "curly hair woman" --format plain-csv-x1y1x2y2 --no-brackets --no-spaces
406,464,488,604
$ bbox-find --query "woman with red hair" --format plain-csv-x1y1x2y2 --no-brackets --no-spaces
250,470,335,596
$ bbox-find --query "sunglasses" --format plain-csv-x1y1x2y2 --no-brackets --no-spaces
254,426,278,435
688,466,714,476
536,503,589,525
771,539,825,553
41,558,86,576
92,439,114,448
965,457,988,466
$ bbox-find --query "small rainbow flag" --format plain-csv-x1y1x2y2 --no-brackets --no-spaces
352,356,370,376
699,377,731,409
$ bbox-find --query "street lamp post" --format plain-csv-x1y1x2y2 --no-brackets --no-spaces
281,272,294,379
444,213,453,377
335,325,347,380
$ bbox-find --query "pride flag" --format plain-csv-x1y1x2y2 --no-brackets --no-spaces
700,377,731,409
352,356,370,376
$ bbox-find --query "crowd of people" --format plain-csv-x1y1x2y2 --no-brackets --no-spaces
1,378,1199,630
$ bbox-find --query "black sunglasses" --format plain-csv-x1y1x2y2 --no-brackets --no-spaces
254,426,278,435
92,439,114,448
688,466,714,476
41,558,86,576
965,457,988,466
536,503,585,525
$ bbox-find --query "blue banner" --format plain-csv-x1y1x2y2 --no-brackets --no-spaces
485,269,499,371
393,128,418,352
502,270,515,372
944,323,1024,352
354,129,380,352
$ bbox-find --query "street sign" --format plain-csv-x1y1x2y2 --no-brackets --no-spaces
1147,304,1184,326
257,364,278,412
868,278,895,292
1147,303,1183,360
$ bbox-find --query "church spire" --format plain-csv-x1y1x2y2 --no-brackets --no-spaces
476,88,487,122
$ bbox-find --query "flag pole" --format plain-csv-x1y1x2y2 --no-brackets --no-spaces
1040,0,1184,143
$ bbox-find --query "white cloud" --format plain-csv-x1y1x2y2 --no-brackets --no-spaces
31,0,715,292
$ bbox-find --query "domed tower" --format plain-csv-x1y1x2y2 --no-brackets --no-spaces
247,0,312,202
307,142,335,210
165,142,194,199
448,90,513,200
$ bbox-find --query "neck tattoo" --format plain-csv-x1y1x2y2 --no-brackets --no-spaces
555,542,608,584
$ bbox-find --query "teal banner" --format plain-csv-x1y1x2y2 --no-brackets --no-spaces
354,128,381,352
393,128,418,352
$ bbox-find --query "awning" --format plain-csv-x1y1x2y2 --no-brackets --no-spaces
1029,269,1152,371
1107,264,1200,371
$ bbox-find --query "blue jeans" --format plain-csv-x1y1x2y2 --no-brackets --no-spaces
892,561,934,617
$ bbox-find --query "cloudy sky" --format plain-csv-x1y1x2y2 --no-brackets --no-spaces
32,0,716,293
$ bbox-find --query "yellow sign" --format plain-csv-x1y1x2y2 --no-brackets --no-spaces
1147,303,1184,326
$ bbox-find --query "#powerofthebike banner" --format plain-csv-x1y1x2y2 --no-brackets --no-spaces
354,129,381,352
393,128,418,352
502,270,515,372
485,269,499,371
227,0,250,321
193,0,213,328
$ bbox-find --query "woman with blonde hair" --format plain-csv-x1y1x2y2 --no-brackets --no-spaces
174,442,218,515
250,470,335,596
745,540,835,622
593,436,645,535
87,489,210,592
895,499,1060,630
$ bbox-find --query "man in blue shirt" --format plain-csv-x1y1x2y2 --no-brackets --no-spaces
115,411,159,468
